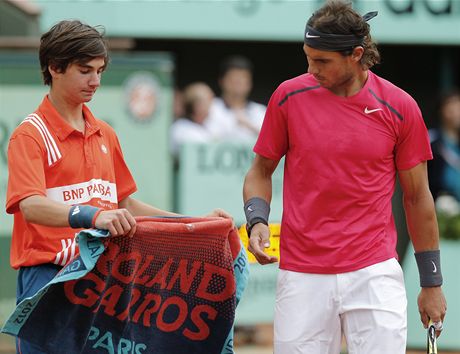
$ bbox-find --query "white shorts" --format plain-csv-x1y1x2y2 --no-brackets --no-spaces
274,258,407,354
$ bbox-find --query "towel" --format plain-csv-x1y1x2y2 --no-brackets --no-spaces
2,216,249,354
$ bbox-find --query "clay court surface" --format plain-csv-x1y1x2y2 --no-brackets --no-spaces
1,332,458,354
237,349,458,354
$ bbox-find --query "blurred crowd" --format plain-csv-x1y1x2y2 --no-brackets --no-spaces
428,90,460,212
169,55,266,156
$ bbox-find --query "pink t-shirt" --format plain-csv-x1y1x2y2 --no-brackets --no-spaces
254,71,432,274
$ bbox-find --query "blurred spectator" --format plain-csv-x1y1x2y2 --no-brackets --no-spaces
173,87,185,120
428,90,460,202
170,82,214,155
206,55,266,141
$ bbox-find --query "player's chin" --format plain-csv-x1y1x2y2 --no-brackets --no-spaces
81,92,96,101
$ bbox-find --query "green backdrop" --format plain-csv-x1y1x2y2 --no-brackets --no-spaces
35,0,460,45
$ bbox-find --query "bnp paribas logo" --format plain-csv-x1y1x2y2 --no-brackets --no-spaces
123,72,160,123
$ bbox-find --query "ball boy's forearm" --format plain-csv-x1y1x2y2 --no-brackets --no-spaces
19,195,72,227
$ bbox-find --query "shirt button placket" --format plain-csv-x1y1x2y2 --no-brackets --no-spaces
84,136,93,165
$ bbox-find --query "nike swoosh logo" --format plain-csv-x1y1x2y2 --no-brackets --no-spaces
364,107,383,114
247,206,253,212
431,260,437,273
305,32,320,39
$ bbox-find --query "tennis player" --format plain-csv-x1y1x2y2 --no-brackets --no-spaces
6,20,230,354
243,1,446,353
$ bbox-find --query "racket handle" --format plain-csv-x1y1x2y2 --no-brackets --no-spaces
427,320,438,354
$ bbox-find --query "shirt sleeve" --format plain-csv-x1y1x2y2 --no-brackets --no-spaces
6,134,47,214
111,134,138,202
395,96,433,170
253,85,289,161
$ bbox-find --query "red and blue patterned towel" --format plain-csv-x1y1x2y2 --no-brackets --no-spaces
2,216,249,354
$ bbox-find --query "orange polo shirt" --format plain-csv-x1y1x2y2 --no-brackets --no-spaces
6,96,137,269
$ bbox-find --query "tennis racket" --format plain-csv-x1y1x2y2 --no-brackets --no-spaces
427,320,438,354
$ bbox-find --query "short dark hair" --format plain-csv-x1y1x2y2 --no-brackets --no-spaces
219,55,253,79
307,0,380,69
39,20,108,85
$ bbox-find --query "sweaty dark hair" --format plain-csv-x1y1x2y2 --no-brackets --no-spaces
39,20,108,85
307,0,380,69
219,55,253,79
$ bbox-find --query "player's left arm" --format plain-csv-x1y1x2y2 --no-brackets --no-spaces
398,162,447,334
119,196,232,219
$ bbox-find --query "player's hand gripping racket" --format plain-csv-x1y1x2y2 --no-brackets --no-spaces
427,320,438,354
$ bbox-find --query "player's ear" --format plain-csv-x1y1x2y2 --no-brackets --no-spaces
48,63,65,79
351,46,364,63
49,64,57,75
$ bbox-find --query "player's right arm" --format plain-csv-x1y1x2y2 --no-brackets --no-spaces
243,154,280,265
19,195,136,237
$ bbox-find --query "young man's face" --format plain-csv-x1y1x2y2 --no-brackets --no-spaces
219,68,252,100
50,57,105,105
303,44,360,92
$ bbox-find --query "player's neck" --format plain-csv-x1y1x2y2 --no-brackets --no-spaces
329,69,369,98
48,90,85,132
